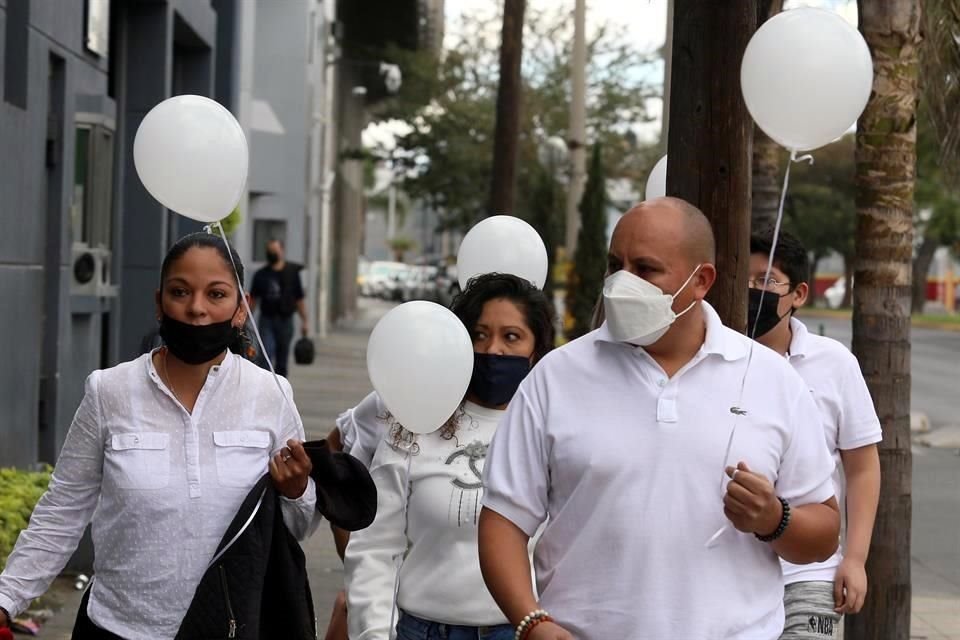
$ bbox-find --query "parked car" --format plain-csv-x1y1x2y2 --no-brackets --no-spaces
356,258,371,293
362,261,408,298
434,264,461,308
401,265,440,302
382,264,413,301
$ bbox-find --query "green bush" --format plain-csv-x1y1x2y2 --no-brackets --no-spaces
0,466,52,568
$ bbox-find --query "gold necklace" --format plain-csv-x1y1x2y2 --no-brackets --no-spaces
162,347,185,407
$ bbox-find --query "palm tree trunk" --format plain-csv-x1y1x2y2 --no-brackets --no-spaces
489,0,526,216
846,2,922,639
751,0,784,230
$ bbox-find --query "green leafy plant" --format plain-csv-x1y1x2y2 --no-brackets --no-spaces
0,466,52,568
219,206,242,237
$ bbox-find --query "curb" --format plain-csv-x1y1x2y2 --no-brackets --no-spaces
799,309,960,333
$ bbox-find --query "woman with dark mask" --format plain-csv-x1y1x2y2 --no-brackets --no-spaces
340,273,555,640
0,233,320,639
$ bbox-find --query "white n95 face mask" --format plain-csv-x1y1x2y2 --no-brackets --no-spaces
602,265,702,346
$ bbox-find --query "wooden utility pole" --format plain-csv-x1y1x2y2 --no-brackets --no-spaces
666,1,757,331
846,2,921,638
489,0,526,216
660,0,674,147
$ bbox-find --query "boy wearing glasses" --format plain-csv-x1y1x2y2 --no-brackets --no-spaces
749,229,882,640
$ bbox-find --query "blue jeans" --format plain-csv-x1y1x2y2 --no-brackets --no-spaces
396,611,514,640
258,314,294,377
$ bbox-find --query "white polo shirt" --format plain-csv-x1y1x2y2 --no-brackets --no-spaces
781,317,882,584
482,302,836,640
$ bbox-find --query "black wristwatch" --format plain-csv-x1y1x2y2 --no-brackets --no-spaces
0,605,10,626
756,496,791,542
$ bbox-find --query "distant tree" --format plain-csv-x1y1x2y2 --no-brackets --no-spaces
567,144,608,339
368,8,658,234
783,136,856,305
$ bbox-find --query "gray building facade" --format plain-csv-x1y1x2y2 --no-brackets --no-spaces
0,0,219,468
0,0,445,469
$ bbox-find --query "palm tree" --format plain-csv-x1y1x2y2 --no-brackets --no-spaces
919,1,960,185
846,2,922,639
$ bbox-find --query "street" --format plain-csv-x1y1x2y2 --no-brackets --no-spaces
806,316,959,431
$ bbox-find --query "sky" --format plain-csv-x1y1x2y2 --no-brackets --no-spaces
363,0,858,148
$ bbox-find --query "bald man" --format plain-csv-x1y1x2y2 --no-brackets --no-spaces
478,198,840,640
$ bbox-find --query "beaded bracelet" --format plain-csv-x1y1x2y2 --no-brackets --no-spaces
515,609,552,640
521,616,553,640
756,496,791,542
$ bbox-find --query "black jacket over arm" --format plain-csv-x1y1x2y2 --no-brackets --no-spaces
176,440,376,640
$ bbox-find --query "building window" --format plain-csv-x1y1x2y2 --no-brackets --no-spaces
253,220,287,262
4,0,29,109
71,123,115,249
84,0,111,57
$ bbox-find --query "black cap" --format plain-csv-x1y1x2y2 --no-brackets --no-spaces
303,440,377,531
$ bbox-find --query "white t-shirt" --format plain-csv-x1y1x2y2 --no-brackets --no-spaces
336,390,388,468
781,317,882,584
344,402,511,639
482,303,836,640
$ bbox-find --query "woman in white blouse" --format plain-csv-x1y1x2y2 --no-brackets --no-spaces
0,232,320,639
343,273,556,640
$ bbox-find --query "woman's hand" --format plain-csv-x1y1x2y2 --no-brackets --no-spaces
270,439,313,499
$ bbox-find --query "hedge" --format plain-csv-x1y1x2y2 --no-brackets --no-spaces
0,467,52,568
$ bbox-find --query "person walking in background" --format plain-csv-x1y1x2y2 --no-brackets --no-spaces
748,229,881,639
250,238,307,377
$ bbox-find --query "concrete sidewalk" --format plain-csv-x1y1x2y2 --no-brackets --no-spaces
288,299,394,630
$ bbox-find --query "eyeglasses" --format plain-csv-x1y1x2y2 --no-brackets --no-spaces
747,276,792,290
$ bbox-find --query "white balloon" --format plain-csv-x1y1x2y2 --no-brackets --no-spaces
366,301,474,434
741,8,872,152
645,155,668,200
134,95,249,223
457,216,548,289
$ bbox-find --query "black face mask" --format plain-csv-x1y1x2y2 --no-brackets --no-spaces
266,251,280,265
747,288,790,338
159,314,239,364
468,353,531,406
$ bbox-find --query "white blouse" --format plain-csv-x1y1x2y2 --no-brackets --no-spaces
344,402,512,639
0,350,320,640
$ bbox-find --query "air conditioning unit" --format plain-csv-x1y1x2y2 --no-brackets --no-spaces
71,244,117,297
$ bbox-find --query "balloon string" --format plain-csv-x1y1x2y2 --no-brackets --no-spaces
388,452,414,639
208,222,297,423
706,148,813,548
